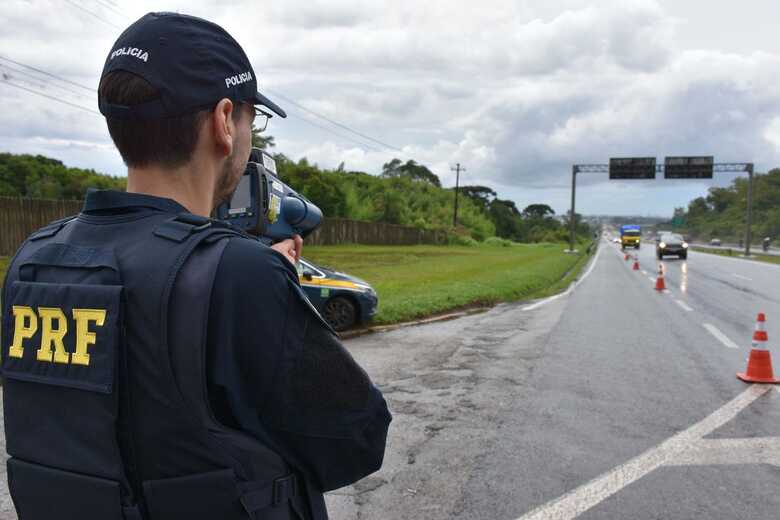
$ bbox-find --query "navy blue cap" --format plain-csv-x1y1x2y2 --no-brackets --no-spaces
99,12,286,119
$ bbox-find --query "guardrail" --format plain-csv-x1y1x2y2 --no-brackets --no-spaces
690,242,780,258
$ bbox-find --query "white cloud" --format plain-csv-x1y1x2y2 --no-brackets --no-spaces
765,117,780,150
0,0,778,216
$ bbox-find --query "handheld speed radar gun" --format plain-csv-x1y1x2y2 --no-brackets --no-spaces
216,148,323,243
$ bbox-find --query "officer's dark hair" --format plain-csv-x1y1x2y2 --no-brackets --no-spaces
99,71,241,168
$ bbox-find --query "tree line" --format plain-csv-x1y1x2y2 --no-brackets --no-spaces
0,153,126,199
674,168,780,242
254,130,588,243
1,146,590,243
269,156,587,243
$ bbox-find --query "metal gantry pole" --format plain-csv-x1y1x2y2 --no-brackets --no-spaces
569,165,578,252
745,163,754,257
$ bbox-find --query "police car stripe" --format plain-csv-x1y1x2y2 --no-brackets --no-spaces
298,277,362,290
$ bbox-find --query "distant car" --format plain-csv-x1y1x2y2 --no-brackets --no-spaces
657,233,689,260
297,258,378,331
710,238,722,246
612,237,621,244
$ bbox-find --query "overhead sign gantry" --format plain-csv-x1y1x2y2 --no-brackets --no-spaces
568,157,755,256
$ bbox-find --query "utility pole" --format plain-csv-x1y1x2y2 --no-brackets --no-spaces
451,163,465,227
745,163,754,257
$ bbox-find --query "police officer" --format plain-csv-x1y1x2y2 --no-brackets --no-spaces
1,12,390,520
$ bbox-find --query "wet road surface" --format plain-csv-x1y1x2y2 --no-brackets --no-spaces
326,239,780,519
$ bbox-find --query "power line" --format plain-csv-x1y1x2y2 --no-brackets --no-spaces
0,69,387,153
91,0,128,19
0,53,409,158
64,0,123,30
0,56,386,153
284,112,384,153
265,88,403,152
5,19,403,155
0,55,94,93
12,0,409,156
0,79,101,115
0,55,396,154
0,68,383,151
0,63,95,100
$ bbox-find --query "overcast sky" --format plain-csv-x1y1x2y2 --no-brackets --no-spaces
1,0,778,216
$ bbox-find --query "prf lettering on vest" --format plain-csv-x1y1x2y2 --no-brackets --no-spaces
8,306,107,366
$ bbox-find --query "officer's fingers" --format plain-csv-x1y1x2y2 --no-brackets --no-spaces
271,239,296,265
293,235,303,264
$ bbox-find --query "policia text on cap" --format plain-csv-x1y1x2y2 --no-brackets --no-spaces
1,12,391,520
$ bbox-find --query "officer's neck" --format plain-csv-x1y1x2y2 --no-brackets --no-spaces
127,161,217,217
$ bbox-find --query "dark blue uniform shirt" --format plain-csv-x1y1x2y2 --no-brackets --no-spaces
82,191,391,495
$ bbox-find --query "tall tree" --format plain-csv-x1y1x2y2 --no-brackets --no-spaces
381,158,441,187
459,185,497,211
522,204,555,219
489,199,523,240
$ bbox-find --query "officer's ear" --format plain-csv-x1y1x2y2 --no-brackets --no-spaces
212,98,237,158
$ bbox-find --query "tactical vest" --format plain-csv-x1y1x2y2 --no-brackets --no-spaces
2,210,310,520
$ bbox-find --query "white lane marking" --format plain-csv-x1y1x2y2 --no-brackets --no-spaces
666,437,780,466
641,270,648,275
522,245,603,311
675,299,693,312
702,323,740,349
733,273,752,281
515,385,772,520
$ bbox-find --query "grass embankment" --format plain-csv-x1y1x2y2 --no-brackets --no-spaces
0,242,595,326
691,247,780,265
305,242,593,324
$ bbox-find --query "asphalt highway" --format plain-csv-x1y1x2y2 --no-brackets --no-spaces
325,238,780,519
0,238,778,519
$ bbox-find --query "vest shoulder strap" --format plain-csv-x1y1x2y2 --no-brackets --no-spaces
153,213,253,244
28,215,77,241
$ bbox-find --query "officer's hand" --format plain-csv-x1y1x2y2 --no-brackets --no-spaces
271,235,303,266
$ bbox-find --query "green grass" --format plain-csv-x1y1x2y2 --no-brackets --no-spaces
1,242,596,326
304,242,594,324
691,247,780,265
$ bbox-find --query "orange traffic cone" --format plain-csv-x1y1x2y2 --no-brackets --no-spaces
753,312,769,344
737,313,780,384
632,257,640,271
655,266,666,291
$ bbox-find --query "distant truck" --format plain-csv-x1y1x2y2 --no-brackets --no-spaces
620,225,641,250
